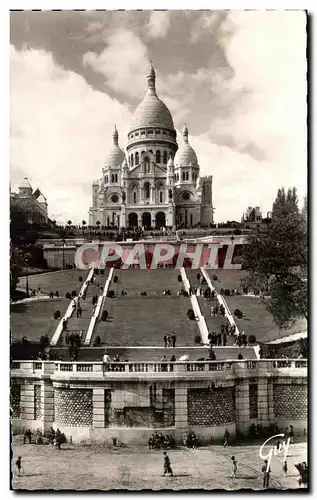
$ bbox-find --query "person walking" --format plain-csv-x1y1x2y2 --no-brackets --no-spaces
262,460,271,489
163,452,173,477
224,428,230,447
171,333,176,348
230,456,237,478
282,460,288,476
15,456,23,476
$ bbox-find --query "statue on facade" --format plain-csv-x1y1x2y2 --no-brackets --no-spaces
122,191,126,203
168,188,173,200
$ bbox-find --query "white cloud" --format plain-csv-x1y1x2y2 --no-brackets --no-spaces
10,45,131,224
209,11,307,168
83,29,149,98
146,11,171,39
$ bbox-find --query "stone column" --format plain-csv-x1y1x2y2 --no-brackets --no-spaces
93,388,105,429
235,379,250,436
41,382,54,432
258,378,269,426
151,187,156,203
174,382,188,430
20,382,35,425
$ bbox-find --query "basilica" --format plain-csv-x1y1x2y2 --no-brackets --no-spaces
89,64,214,229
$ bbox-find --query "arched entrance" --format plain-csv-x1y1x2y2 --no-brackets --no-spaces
128,212,138,228
142,212,151,228
156,212,166,229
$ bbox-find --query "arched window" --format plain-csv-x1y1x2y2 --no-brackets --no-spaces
131,155,134,167
156,150,161,163
144,182,150,199
163,151,168,164
111,174,114,183
136,152,139,164
105,175,108,184
182,172,185,181
159,191,163,203
133,191,137,203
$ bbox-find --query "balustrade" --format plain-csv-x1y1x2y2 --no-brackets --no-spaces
10,359,308,377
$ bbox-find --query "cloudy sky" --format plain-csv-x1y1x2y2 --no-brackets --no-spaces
10,10,307,224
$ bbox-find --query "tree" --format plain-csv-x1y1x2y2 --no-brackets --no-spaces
67,220,72,227
96,220,101,228
241,187,307,329
82,220,86,227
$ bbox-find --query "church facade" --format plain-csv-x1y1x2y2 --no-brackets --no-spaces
89,64,214,229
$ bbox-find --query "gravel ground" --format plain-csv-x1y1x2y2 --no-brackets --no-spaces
11,440,307,491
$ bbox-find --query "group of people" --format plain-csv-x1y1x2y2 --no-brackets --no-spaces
163,333,176,348
22,428,67,450
148,433,175,450
48,290,60,299
212,304,226,317
182,430,198,448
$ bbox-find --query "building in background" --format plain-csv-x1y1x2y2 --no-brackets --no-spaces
89,64,214,229
242,206,262,227
10,178,48,224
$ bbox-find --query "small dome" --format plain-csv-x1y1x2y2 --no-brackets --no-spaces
167,155,174,167
174,125,198,166
121,158,128,169
129,63,174,132
104,126,125,168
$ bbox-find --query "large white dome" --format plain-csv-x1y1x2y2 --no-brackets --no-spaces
129,63,174,132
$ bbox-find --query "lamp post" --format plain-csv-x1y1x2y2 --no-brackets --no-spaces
62,239,65,270
24,257,29,297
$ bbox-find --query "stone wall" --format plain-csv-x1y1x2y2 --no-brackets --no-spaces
104,386,175,428
188,387,235,426
10,384,21,418
54,388,93,426
273,383,307,420
249,381,258,420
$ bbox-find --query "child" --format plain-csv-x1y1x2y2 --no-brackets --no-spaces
230,456,237,478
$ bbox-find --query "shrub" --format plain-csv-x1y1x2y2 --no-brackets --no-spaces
71,290,77,297
78,276,83,282
65,292,71,299
93,335,101,347
187,309,195,320
95,268,99,275
195,334,201,344
177,275,182,283
224,289,230,296
54,310,61,320
113,275,119,283
248,335,256,344
100,269,105,275
234,308,243,319
212,274,218,281
101,310,108,321
220,288,225,295
107,290,115,298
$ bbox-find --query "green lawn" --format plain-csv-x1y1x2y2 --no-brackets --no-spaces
17,269,88,297
10,298,70,342
93,295,200,347
111,268,182,295
225,296,307,343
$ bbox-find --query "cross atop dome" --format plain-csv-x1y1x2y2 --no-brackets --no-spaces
147,61,156,93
